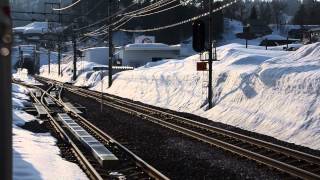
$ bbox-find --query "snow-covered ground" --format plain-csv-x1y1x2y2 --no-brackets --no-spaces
12,79,88,180
39,42,320,150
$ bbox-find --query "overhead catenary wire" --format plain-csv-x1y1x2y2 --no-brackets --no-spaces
127,3,181,18
74,2,138,32
124,0,178,17
78,0,175,37
113,17,133,30
84,15,132,36
120,0,171,16
84,16,130,37
119,0,239,33
84,0,181,36
53,0,81,11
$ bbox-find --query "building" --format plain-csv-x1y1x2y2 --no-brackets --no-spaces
134,35,155,44
115,43,180,67
288,28,308,39
82,47,109,65
259,34,298,47
303,27,320,44
247,19,272,37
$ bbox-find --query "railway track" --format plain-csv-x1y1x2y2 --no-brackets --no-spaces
14,80,169,180
34,76,320,179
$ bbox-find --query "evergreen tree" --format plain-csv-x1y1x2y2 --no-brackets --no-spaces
260,3,272,24
249,6,258,20
293,4,306,27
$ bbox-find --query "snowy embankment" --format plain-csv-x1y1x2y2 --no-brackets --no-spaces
12,81,88,180
39,60,101,83
39,43,320,150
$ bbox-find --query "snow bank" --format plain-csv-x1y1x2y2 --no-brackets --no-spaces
87,43,319,150
39,41,320,150
40,60,101,83
13,69,42,85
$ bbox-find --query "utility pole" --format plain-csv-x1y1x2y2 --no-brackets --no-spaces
100,72,104,112
208,0,213,109
58,1,62,76
18,46,22,69
36,44,40,74
48,50,51,74
108,0,113,88
72,33,77,81
0,1,12,179
58,38,61,75
33,45,37,75
265,38,268,50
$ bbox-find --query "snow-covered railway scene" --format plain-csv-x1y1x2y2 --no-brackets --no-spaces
1,0,320,179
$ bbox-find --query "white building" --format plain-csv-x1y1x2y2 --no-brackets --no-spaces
82,47,109,65
115,43,180,67
134,35,155,44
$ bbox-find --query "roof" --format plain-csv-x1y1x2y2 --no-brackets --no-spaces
124,43,178,51
309,27,320,32
82,46,108,51
263,34,286,40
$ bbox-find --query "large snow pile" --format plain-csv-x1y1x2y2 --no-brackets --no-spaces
89,43,318,150
40,42,320,150
40,60,101,83
12,83,88,180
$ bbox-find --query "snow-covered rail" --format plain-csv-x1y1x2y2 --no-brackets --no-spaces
13,79,169,180
35,76,320,179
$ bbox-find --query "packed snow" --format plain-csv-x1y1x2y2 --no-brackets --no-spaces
39,42,320,150
12,81,88,180
13,22,63,35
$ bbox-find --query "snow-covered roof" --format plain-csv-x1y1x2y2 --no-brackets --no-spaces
263,34,286,40
82,46,109,51
124,43,178,51
309,27,320,32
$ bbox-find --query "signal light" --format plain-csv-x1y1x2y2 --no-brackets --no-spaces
192,20,206,53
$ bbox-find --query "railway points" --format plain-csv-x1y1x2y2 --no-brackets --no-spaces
13,79,169,180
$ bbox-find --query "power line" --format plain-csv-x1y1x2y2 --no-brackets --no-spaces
84,15,132,37
124,0,178,17
53,0,81,11
119,0,239,33
128,3,181,18
74,2,137,32
120,0,171,16
83,0,180,36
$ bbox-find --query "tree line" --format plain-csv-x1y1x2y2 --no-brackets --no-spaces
71,0,320,44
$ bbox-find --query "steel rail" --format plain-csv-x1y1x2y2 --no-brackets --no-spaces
34,76,320,179
65,86,320,180
25,83,103,180
62,82,320,168
56,84,170,180
16,79,169,180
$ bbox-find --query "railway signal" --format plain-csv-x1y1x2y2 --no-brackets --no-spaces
192,0,216,109
192,20,206,53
